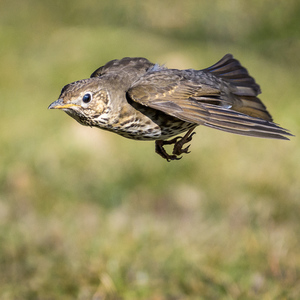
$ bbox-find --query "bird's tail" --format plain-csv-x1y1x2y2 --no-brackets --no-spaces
201,54,293,140
203,54,273,121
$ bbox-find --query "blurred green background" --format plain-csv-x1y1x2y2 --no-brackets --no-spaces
1,0,299,299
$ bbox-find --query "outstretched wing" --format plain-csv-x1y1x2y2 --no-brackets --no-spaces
128,55,292,140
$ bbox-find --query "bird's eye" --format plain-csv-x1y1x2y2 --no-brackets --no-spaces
82,93,92,103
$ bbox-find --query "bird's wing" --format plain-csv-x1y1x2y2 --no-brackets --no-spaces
128,71,221,124
128,68,292,140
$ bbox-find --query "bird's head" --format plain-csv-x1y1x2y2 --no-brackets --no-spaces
48,78,111,126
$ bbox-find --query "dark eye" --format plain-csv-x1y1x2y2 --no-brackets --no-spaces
82,93,92,103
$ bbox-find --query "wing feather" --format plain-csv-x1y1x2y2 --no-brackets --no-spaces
203,105,292,140
128,56,292,140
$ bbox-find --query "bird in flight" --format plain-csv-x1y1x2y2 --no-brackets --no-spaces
49,54,292,161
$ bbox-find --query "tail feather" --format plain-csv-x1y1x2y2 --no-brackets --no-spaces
204,54,261,94
203,54,273,121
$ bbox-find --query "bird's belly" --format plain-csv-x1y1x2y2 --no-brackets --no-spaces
109,117,196,141
93,103,197,141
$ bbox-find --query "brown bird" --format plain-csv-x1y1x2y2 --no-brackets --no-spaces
49,54,292,161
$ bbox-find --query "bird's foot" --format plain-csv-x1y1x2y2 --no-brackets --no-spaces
155,128,196,162
172,129,196,156
155,138,182,161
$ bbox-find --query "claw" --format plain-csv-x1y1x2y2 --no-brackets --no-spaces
155,127,196,161
172,128,196,156
181,144,191,154
155,140,181,161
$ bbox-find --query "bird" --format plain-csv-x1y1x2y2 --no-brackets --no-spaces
48,54,293,161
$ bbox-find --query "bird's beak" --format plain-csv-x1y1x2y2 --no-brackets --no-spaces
48,99,78,110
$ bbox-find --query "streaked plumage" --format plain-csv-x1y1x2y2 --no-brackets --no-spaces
49,54,293,161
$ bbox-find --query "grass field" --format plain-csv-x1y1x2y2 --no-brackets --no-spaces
1,1,300,299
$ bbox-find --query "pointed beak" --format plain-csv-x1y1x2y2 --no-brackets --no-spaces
48,98,64,109
48,99,79,110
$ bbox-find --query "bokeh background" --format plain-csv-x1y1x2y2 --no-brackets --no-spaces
1,0,300,299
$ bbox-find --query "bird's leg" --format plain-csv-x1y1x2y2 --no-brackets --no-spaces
155,138,182,162
172,128,196,156
155,127,196,161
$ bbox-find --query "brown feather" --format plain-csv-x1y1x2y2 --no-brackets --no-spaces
128,54,292,140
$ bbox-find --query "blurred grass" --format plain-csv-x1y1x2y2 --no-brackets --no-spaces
1,0,300,299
